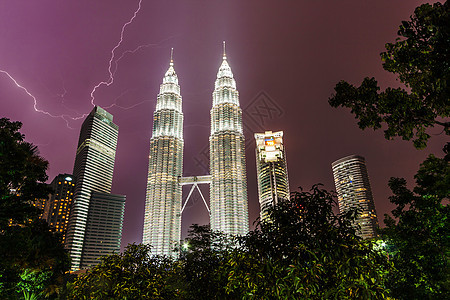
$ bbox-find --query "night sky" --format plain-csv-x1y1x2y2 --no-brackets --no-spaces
0,0,445,250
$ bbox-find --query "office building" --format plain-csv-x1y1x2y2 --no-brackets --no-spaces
80,191,126,268
332,155,379,239
143,53,184,256
255,131,289,221
66,106,123,270
209,45,249,235
45,173,76,243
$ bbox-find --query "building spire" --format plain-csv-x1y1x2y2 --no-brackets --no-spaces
223,41,226,59
170,48,174,66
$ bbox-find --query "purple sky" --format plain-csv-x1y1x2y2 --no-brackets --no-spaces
0,0,445,249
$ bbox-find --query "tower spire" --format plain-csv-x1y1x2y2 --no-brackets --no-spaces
223,41,226,59
170,48,174,66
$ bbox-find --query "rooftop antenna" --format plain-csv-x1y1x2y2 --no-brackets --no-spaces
170,47,174,66
223,41,226,59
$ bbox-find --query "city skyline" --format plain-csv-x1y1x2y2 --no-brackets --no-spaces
0,1,445,250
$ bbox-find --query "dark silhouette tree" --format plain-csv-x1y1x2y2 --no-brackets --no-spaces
382,152,449,299
68,243,180,299
329,1,449,149
225,185,390,299
0,118,69,299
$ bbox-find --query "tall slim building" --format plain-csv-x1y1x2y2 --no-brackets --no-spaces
66,106,122,270
143,54,184,256
209,45,249,235
45,173,76,243
255,131,289,221
331,155,379,239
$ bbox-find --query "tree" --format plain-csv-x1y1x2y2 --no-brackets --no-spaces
226,185,390,299
329,1,449,149
68,243,181,299
177,224,234,299
0,118,69,299
0,118,50,228
382,152,449,299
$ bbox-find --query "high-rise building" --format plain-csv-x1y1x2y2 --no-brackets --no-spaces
45,173,76,243
331,155,379,239
66,106,124,270
209,44,248,235
81,191,126,268
143,53,184,256
255,131,289,221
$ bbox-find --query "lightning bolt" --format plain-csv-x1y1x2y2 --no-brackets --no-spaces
0,70,87,128
90,0,143,106
1,0,170,128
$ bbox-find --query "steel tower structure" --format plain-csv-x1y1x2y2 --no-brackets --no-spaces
209,43,249,235
143,51,184,256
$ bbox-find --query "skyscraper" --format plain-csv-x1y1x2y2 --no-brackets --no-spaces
209,44,249,235
331,155,379,239
255,131,289,221
81,191,125,268
66,106,123,270
45,173,76,243
143,52,184,256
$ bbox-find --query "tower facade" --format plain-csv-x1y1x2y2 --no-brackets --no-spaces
143,56,184,256
45,173,76,243
65,106,120,270
81,191,125,268
331,155,379,239
209,49,249,235
255,131,289,221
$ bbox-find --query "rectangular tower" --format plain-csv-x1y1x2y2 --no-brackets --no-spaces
65,106,122,270
331,155,379,239
45,174,76,243
80,191,125,269
209,50,249,236
255,131,290,221
143,57,184,256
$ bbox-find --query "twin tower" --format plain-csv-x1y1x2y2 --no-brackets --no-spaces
143,45,248,256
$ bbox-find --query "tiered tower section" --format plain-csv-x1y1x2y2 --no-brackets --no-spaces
209,47,248,235
143,55,184,256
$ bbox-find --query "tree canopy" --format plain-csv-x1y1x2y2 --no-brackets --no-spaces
329,1,449,149
382,151,449,299
0,118,69,299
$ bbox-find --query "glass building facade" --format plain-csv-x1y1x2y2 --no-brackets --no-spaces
255,131,289,221
209,51,248,236
65,106,121,270
331,155,379,239
143,56,184,256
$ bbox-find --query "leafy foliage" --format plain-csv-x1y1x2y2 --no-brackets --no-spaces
0,118,69,299
225,185,390,299
382,152,450,299
0,118,50,228
68,243,181,299
329,1,450,149
177,224,234,299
